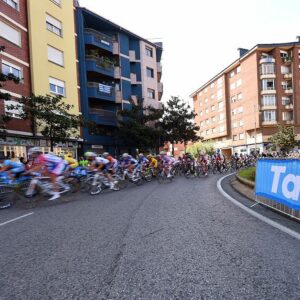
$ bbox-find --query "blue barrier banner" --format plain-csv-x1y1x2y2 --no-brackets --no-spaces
256,159,300,210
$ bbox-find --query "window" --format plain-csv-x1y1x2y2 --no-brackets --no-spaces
3,0,18,9
212,116,216,122
217,89,222,100
237,93,242,101
0,21,21,46
200,121,204,127
199,101,203,106
204,98,208,103
212,128,217,133
262,79,275,90
218,102,223,110
261,63,275,74
205,108,209,114
230,71,235,78
239,120,244,127
46,14,62,36
230,82,235,90
261,95,276,106
282,111,293,121
280,50,288,58
199,92,202,96
236,79,242,87
211,105,215,111
5,100,22,118
147,88,155,99
237,66,241,73
281,66,290,74
281,81,292,90
206,129,211,135
238,106,243,113
204,88,207,93
263,110,276,121
233,122,238,128
51,0,61,6
146,67,154,78
2,61,21,78
48,46,64,66
219,113,224,121
210,83,215,89
49,77,65,96
199,111,203,116
145,47,153,57
233,135,238,141
205,119,209,125
217,77,223,85
239,133,244,140
220,125,225,132
211,94,215,100
282,97,291,105
231,95,237,103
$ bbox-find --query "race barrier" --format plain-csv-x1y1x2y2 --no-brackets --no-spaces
255,158,300,220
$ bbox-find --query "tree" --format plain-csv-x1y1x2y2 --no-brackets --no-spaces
116,99,164,153
161,96,200,155
268,125,297,154
186,141,215,157
0,46,21,134
12,94,89,151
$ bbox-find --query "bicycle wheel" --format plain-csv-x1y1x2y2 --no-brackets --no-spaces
157,171,164,183
0,185,15,209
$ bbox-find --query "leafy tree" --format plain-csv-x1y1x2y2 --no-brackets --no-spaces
186,141,215,157
116,99,164,153
12,94,91,151
161,96,200,155
268,125,297,153
0,46,21,134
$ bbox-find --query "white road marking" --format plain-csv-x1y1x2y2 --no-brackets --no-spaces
217,173,300,241
0,212,34,227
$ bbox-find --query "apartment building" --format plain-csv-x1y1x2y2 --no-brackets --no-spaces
0,0,32,157
191,39,300,156
27,0,80,156
76,8,163,154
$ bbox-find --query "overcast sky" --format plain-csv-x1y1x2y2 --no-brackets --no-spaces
79,0,300,103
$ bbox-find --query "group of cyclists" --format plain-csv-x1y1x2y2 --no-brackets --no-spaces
0,147,259,204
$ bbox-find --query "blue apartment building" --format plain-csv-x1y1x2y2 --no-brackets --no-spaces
76,8,163,154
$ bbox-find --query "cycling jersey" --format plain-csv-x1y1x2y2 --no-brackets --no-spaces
39,154,65,175
122,156,137,166
95,157,109,165
148,157,158,168
64,156,79,169
3,159,25,173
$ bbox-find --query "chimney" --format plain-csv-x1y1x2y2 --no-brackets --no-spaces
237,48,249,58
297,36,300,42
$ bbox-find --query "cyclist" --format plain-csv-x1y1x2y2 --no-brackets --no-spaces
0,155,25,182
137,153,148,171
121,153,138,174
160,151,173,178
198,151,208,176
64,153,79,170
79,156,89,167
102,152,118,173
28,147,66,201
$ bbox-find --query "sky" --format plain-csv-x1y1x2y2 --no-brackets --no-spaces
79,0,300,103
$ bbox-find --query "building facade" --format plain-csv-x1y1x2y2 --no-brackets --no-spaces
27,0,80,156
191,40,300,156
0,0,33,158
76,8,163,154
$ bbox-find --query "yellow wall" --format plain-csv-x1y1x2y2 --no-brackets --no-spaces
27,0,79,115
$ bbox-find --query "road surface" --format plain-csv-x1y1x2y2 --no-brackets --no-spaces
0,175,299,299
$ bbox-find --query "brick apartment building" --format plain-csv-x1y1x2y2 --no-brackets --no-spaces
0,0,32,158
191,39,300,157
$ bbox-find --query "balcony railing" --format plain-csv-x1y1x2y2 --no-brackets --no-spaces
86,55,114,70
157,62,162,73
284,103,294,110
129,50,136,62
89,108,118,126
282,56,293,64
259,57,275,64
262,120,277,126
158,82,163,93
130,73,137,84
283,73,293,80
85,28,113,45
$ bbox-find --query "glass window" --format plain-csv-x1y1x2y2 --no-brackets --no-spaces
2,61,21,78
239,133,244,140
239,120,244,127
146,67,154,78
46,14,62,36
3,0,18,9
48,45,64,66
230,71,235,78
262,79,275,90
233,135,238,141
261,95,276,106
0,20,21,46
282,111,293,121
220,125,225,132
211,105,215,111
237,93,242,100
147,88,155,99
51,0,61,6
282,97,291,105
231,95,236,103
218,102,224,110
145,47,153,57
236,79,242,87
237,66,241,73
263,110,276,121
230,82,235,90
49,77,65,96
260,63,275,75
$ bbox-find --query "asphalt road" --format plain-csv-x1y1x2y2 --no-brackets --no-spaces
0,175,299,299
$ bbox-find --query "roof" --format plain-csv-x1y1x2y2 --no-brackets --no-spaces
190,41,300,98
78,7,163,50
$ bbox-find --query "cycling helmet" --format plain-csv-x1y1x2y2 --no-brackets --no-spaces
84,151,96,157
138,153,144,157
147,154,152,158
28,147,43,154
159,151,166,155
102,152,109,158
67,152,73,157
122,153,129,158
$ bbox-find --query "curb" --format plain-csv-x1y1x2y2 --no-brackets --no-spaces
235,173,255,188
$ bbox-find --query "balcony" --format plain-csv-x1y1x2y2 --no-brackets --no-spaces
284,103,294,110
84,28,113,52
259,57,275,64
115,90,122,103
87,82,115,102
284,88,293,94
284,73,293,80
85,56,114,77
129,50,137,62
130,73,137,84
157,62,162,73
113,41,119,55
261,88,276,95
260,74,276,80
286,120,294,125
260,104,277,110
282,56,293,65
262,120,277,126
158,82,163,93
89,108,118,126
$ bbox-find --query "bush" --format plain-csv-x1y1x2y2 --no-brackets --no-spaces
238,167,256,182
